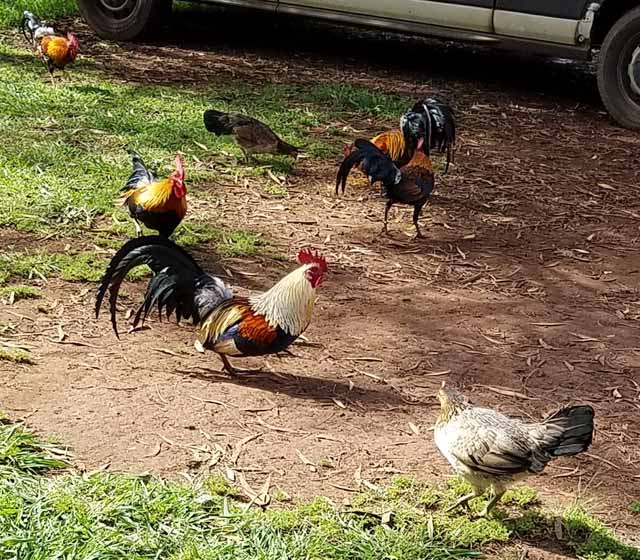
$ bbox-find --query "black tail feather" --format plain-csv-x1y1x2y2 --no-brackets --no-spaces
535,405,595,457
123,149,156,191
21,11,41,43
412,97,456,173
95,236,230,337
336,139,398,195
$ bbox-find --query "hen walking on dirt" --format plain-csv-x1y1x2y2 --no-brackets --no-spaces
119,151,187,238
337,113,435,238
95,236,327,374
203,109,299,163
21,11,78,84
434,385,594,517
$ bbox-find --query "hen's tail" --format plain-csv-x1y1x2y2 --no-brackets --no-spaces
532,405,594,458
21,11,41,43
122,149,156,192
203,109,234,135
336,139,400,195
96,236,231,337
412,98,456,173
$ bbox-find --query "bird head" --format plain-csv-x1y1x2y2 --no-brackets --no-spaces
169,154,187,198
297,248,328,289
400,111,427,152
437,382,468,419
66,32,79,57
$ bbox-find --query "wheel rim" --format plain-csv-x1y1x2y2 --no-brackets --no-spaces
98,0,137,19
629,45,640,97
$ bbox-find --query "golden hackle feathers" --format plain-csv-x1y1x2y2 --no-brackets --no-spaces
121,178,187,216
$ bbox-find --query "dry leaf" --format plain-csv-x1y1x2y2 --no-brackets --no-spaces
295,449,317,472
408,422,420,435
332,398,347,409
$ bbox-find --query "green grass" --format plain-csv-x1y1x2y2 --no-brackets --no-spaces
0,420,637,559
0,284,41,301
631,501,640,515
0,347,34,364
0,0,77,27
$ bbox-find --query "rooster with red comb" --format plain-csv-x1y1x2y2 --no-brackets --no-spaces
96,237,327,374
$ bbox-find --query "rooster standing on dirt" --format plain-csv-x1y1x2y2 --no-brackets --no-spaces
95,236,327,374
21,11,78,85
119,151,187,238
337,112,435,238
435,385,594,517
203,109,299,163
411,97,456,173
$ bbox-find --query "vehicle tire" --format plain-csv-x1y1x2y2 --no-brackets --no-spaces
77,0,172,41
597,5,640,130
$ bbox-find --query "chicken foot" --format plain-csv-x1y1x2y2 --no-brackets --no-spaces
477,491,504,518
445,491,478,513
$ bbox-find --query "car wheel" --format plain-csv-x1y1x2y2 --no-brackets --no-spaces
77,0,172,41
597,5,640,130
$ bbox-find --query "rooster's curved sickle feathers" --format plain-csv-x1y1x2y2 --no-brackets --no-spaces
96,236,327,374
411,98,456,173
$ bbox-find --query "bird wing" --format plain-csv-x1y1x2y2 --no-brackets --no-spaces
199,297,277,348
448,408,537,476
233,121,279,148
122,179,175,212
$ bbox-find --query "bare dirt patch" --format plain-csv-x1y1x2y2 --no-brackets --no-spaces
1,8,640,546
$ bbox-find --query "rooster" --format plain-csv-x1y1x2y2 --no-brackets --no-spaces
341,111,425,181
411,97,456,173
435,385,594,517
119,151,187,238
21,11,78,85
95,236,327,374
203,110,299,163
337,113,434,238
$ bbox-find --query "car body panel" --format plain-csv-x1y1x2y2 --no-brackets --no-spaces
494,11,580,44
495,0,591,20
278,0,493,32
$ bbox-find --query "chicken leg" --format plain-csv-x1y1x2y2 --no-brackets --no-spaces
413,204,425,238
219,354,238,376
381,200,393,236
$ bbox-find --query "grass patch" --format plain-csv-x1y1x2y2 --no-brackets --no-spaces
0,419,637,559
0,248,151,286
308,84,409,116
0,347,34,364
0,0,77,28
631,501,640,514
0,284,41,301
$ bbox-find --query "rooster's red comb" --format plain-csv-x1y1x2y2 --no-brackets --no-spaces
297,248,327,272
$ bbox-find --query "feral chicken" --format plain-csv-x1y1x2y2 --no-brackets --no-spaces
95,236,327,374
435,385,594,517
119,151,187,238
336,113,434,238
411,97,456,173
21,11,78,84
203,109,299,163
342,112,425,170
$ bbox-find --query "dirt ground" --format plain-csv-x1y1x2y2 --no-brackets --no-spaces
2,7,640,546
